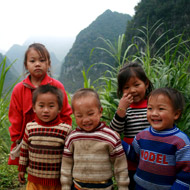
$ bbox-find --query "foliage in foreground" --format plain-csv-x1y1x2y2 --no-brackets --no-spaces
0,58,22,189
87,20,190,136
1,20,190,189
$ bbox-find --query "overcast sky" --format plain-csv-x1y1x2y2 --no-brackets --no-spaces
0,0,140,52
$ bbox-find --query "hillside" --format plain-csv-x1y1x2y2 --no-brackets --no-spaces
5,44,63,79
122,0,190,55
59,9,132,93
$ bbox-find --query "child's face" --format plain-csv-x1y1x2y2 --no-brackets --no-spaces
147,94,180,131
73,96,103,132
33,92,61,123
26,48,50,80
123,76,148,103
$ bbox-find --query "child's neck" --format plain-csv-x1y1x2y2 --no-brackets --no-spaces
30,75,45,87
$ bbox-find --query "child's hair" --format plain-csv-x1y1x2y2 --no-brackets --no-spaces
117,62,153,98
32,84,63,110
148,87,185,121
71,88,101,112
24,43,51,75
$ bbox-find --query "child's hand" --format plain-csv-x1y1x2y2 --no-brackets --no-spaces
117,93,133,116
18,172,26,184
119,93,133,109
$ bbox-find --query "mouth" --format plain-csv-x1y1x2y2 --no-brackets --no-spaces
34,69,42,72
151,119,162,124
83,124,92,127
42,115,50,119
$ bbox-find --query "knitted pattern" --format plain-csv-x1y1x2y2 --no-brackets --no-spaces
61,122,129,190
124,126,190,190
18,115,72,186
110,99,149,138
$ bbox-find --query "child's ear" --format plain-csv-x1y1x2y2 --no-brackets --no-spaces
33,106,36,113
145,80,149,89
174,110,181,121
100,107,103,115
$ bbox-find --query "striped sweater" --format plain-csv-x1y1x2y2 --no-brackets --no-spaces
110,99,149,139
60,122,129,190
18,115,72,186
122,126,190,190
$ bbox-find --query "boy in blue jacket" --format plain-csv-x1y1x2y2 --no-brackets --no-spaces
122,87,190,190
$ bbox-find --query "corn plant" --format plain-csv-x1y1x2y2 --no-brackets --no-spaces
84,21,190,136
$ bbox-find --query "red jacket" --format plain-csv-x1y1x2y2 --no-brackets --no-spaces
8,74,72,165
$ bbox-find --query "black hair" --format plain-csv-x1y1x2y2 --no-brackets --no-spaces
117,61,153,98
32,84,63,110
148,87,185,121
71,88,101,112
24,43,51,75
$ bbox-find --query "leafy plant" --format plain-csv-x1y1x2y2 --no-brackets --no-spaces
86,21,190,137
0,57,22,189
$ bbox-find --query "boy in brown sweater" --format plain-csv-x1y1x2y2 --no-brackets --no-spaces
61,88,129,190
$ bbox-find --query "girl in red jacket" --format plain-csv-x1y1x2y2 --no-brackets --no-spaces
8,43,72,165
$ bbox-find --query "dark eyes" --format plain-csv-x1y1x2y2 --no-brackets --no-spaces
147,107,165,111
29,59,46,63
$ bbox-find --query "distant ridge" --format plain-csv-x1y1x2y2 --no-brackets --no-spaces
59,9,132,93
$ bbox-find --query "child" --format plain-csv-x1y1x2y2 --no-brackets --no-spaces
8,43,72,165
18,84,72,190
122,87,190,189
110,62,153,189
61,88,129,190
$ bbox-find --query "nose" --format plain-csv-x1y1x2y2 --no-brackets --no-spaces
151,109,158,116
43,107,49,113
83,117,90,123
35,61,41,66
129,87,136,94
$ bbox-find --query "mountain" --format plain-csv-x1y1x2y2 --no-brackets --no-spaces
122,0,190,56
5,44,65,79
23,36,75,62
59,9,132,93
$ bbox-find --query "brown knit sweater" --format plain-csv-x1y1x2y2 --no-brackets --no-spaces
18,115,72,186
61,122,129,190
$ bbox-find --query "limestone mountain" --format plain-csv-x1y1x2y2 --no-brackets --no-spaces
59,9,132,93
5,44,63,79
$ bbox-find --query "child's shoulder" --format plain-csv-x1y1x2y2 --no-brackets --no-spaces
12,81,24,92
59,123,72,134
174,129,190,145
51,77,65,88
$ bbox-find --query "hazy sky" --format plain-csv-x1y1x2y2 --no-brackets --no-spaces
0,0,140,52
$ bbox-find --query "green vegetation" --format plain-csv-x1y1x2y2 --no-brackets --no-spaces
85,22,190,137
1,21,190,189
59,10,132,93
0,58,22,190
123,0,190,55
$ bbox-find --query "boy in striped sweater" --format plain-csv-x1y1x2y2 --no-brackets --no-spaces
122,87,190,189
61,88,129,190
18,84,72,190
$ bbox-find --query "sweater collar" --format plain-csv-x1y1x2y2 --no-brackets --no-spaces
149,125,179,137
130,99,147,108
34,114,63,127
22,73,52,89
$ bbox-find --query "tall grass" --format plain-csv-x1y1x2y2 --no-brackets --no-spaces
84,21,190,136
0,57,21,190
